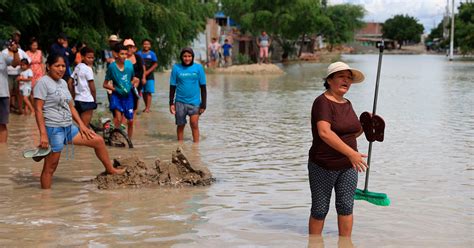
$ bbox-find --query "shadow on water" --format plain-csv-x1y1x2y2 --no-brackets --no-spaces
1,56,473,246
9,171,80,188
147,131,179,141
252,211,308,235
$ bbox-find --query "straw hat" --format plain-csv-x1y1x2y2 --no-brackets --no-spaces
326,62,365,83
108,34,120,42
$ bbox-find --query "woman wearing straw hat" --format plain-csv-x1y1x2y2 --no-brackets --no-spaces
308,61,368,236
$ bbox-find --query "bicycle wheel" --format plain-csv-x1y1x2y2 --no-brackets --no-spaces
109,128,134,148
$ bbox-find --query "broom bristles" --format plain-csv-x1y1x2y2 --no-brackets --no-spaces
354,188,391,206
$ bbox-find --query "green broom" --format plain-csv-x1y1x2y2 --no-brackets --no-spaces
354,40,390,206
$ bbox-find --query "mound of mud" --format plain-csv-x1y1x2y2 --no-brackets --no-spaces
214,63,285,75
92,147,215,189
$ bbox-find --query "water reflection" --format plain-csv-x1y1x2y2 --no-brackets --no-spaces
0,55,473,247
307,235,355,248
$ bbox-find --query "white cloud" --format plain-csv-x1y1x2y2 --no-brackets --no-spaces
329,0,462,32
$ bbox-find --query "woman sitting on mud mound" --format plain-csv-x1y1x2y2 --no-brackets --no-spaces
34,54,124,189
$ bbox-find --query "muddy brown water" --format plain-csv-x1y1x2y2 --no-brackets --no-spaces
0,55,472,247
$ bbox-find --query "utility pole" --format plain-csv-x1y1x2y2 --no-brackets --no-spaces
443,0,449,39
449,0,455,61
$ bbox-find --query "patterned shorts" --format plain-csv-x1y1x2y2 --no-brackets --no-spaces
308,160,358,220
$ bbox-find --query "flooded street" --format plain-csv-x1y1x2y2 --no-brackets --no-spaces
0,54,472,247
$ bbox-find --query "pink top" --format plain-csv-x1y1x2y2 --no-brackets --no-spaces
26,50,44,87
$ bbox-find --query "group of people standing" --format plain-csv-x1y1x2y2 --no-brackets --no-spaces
0,31,46,142
2,31,45,117
2,30,370,239
0,31,207,190
207,30,272,68
207,37,233,68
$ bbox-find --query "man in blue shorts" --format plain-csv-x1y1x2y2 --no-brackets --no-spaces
103,43,138,140
136,39,158,113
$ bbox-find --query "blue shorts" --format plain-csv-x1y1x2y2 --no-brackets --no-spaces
110,91,134,120
46,125,79,152
175,101,200,126
143,79,155,93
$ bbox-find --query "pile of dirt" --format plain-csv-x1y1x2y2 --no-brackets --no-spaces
92,147,215,189
214,63,285,75
299,52,321,61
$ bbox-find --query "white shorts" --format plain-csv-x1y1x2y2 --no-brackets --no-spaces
20,83,32,97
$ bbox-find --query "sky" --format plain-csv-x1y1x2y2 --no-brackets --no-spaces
330,0,463,33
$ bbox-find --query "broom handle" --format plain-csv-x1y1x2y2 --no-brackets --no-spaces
363,40,384,192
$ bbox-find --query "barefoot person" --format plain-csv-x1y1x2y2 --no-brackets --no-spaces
124,38,145,115
136,39,157,113
169,47,206,143
68,47,97,127
0,40,20,143
257,31,271,64
103,43,139,140
34,54,123,189
308,62,368,236
16,59,35,115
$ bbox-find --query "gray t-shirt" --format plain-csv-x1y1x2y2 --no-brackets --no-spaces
0,52,13,97
34,75,73,127
259,35,270,47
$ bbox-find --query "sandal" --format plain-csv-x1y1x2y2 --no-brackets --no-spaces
23,146,52,162
372,114,385,142
360,112,375,142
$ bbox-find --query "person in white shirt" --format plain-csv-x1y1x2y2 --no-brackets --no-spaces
16,59,34,115
0,40,20,142
67,47,97,127
1,30,31,113
208,37,221,68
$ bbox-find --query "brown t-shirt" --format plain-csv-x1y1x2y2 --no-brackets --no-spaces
309,94,362,171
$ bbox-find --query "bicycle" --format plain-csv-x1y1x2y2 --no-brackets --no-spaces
90,118,134,148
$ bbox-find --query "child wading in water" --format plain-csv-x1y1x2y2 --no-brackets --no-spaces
169,47,207,142
136,39,158,113
103,43,139,139
68,47,97,127
222,39,233,67
17,59,35,115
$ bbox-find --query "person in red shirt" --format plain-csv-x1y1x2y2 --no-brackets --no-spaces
308,62,368,237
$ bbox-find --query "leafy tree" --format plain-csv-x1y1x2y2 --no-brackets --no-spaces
426,20,449,52
427,21,444,41
222,0,360,60
0,0,215,69
322,4,365,51
455,2,474,54
222,0,320,60
382,14,424,49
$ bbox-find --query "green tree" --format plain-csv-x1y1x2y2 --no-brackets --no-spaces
222,0,357,60
455,2,474,54
427,21,444,41
0,0,214,69
222,0,318,59
322,4,365,51
382,14,424,49
427,3,474,55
